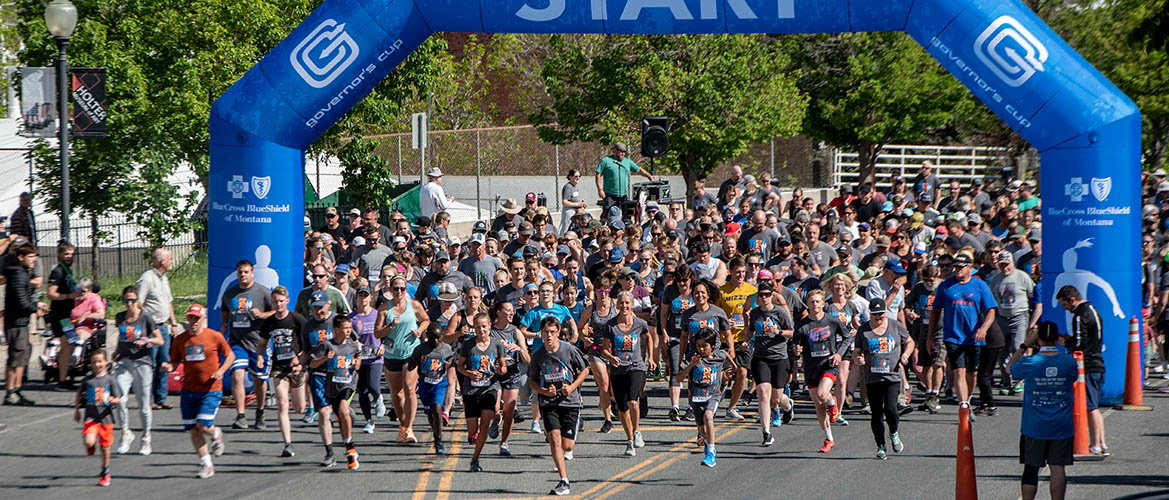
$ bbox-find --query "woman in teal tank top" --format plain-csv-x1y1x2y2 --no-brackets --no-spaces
376,275,430,443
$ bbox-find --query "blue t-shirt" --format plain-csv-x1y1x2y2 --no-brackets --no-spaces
1009,348,1077,440
521,304,575,352
933,276,997,346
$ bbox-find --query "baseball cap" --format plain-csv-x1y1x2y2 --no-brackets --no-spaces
522,245,539,258
356,286,371,295
1027,227,1042,242
610,220,626,231
935,226,949,236
473,220,488,233
885,219,899,234
335,264,350,274
876,235,892,247
556,244,571,255
859,222,872,231
645,201,660,211
997,250,1014,264
836,246,852,256
608,247,626,263
351,236,365,247
913,241,928,254
884,259,907,275
881,201,894,213
1009,225,1025,238
868,298,887,315
725,222,740,235
392,236,407,246
1157,181,1168,193
518,221,534,235
310,290,329,307
437,282,460,301
416,216,432,227
525,192,537,203
910,212,925,229
185,304,207,319
967,213,982,225
427,167,443,178
613,142,629,153
435,250,451,261
953,253,973,267
325,207,339,216
620,266,637,277
349,208,362,216
469,233,486,245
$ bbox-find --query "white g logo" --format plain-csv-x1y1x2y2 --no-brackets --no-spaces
290,19,360,89
974,15,1048,88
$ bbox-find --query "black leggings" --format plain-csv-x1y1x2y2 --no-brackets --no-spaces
357,364,384,420
611,371,646,412
976,346,1000,407
867,381,900,446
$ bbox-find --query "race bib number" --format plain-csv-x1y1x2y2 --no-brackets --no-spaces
273,330,295,360
185,344,206,361
62,319,79,344
871,358,893,374
691,385,711,403
540,363,567,385
88,385,110,406
331,355,353,385
361,343,376,359
732,313,745,328
422,358,446,385
614,333,637,362
809,326,831,357
231,296,253,329
368,268,381,282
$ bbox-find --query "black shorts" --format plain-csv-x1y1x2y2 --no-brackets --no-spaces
5,326,31,368
611,371,645,411
751,357,790,387
690,399,720,417
732,342,753,371
805,367,838,387
464,391,498,416
384,358,408,371
539,406,580,440
329,388,356,414
945,343,981,370
1020,435,1073,467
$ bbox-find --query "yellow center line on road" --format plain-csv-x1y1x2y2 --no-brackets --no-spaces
590,421,749,500
414,424,465,500
434,422,466,500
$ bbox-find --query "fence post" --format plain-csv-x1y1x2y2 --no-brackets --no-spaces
770,139,775,179
117,222,123,277
476,130,482,221
554,144,561,216
397,136,402,185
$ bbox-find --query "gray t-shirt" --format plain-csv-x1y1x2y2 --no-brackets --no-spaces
680,306,730,355
688,349,729,405
856,320,911,384
988,269,1035,317
739,227,782,261
221,283,273,353
562,183,583,216
491,324,524,368
458,255,504,293
312,338,360,397
528,342,589,408
301,313,336,374
460,337,507,395
352,244,393,285
410,341,456,386
748,306,794,361
864,277,906,318
603,317,649,374
417,269,474,310
114,311,159,365
808,241,836,273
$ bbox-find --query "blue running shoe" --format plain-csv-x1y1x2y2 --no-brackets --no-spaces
701,451,716,467
771,409,782,429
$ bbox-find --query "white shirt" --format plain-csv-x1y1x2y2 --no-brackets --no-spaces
419,180,451,217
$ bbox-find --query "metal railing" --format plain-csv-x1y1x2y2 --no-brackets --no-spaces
832,144,1036,189
30,214,201,278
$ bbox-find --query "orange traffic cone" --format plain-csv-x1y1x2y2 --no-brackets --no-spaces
1071,351,1101,460
1116,317,1153,411
956,405,978,500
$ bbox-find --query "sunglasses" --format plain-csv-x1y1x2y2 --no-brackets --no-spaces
123,298,136,304
597,288,610,294
313,274,328,278
392,286,407,291
525,290,538,295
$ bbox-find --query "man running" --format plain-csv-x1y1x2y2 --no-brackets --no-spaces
260,286,306,458
529,317,590,496
220,260,275,430
928,253,996,415
164,304,234,479
792,290,849,453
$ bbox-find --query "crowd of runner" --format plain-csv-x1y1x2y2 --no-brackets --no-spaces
7,155,1169,496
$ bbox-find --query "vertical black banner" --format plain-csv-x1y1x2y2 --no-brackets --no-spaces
70,67,109,138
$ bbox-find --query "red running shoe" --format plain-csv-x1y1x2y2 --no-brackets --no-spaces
819,440,834,453
97,473,111,486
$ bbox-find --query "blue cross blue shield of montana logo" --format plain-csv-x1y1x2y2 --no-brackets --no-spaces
251,176,272,200
1090,177,1111,202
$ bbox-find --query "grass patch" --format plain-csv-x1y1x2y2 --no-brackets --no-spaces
98,251,208,317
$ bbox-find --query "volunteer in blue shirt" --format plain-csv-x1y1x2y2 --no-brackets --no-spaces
1008,321,1077,500
927,252,997,414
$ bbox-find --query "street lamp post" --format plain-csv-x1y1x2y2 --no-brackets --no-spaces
44,0,77,243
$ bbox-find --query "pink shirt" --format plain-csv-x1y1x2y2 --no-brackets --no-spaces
71,293,107,331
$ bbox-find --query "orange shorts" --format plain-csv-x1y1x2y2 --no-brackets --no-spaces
83,421,114,448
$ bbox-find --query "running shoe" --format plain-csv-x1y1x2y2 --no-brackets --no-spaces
701,451,717,467
319,452,336,467
819,440,834,453
564,450,573,460
833,415,849,426
470,459,483,472
624,441,636,457
281,443,295,458
600,420,613,433
375,396,386,418
435,441,447,455
827,400,840,422
897,403,914,416
97,473,111,486
499,442,512,456
139,435,152,456
488,415,500,439
550,479,571,496
876,445,887,460
513,412,526,424
771,409,782,429
761,431,774,447
633,430,645,448
983,406,998,416
531,421,543,435
211,430,225,456
682,407,695,421
781,405,794,424
1088,447,1112,458
196,462,215,479
669,407,680,422
441,411,450,427
387,406,398,422
116,430,135,455
859,405,871,415
727,408,745,422
232,414,249,430
254,411,267,431
363,420,376,434
302,408,316,424
346,448,360,470
890,432,904,453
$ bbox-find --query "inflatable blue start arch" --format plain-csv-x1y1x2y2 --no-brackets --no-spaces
208,0,1142,403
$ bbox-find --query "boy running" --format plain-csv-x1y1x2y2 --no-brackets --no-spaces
792,290,849,453
679,327,728,467
529,317,590,496
164,304,234,479
74,350,122,486
308,314,362,469
409,323,457,455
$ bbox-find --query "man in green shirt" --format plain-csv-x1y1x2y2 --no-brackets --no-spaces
595,142,654,221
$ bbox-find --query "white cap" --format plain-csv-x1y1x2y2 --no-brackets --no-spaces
427,167,443,178
352,236,366,247
1159,181,1169,193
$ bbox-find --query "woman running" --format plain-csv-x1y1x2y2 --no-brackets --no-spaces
602,291,654,456
659,266,696,421
579,273,618,433
488,300,529,455
349,285,383,434
458,312,507,472
746,282,796,446
375,275,430,443
824,273,863,426
854,298,914,460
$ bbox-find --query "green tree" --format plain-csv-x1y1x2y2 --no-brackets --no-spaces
531,34,806,201
793,33,972,184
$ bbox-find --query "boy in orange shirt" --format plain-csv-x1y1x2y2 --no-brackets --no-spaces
75,350,121,486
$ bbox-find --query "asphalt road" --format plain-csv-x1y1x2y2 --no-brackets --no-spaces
2,359,1168,500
